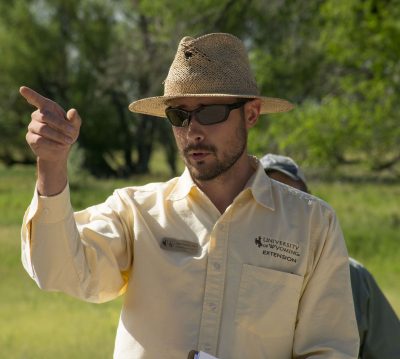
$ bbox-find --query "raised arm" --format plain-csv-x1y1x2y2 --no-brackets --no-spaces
19,86,81,196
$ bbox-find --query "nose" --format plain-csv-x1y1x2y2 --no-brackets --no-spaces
186,116,205,143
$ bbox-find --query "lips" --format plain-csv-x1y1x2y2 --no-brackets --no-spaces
184,144,216,162
189,151,210,161
185,144,215,154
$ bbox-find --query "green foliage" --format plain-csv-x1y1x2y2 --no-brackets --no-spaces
245,0,400,173
315,0,400,170
249,97,363,168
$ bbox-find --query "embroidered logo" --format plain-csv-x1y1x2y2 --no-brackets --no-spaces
254,236,300,263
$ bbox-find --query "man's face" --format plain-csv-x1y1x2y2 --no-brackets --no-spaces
170,97,249,182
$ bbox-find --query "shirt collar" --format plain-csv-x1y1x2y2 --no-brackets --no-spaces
167,159,275,211
167,168,197,201
244,161,275,211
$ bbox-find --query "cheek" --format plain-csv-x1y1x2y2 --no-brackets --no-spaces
172,128,186,149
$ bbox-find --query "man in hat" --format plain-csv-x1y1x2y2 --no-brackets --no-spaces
261,153,400,359
19,33,359,358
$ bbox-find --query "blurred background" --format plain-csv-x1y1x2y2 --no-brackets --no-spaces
0,0,399,357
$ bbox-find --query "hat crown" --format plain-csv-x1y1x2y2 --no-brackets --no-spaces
164,33,260,97
128,33,295,117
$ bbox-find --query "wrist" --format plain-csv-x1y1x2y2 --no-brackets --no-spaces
36,158,68,196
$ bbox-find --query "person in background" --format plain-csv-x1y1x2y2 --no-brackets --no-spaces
261,153,400,359
19,32,359,359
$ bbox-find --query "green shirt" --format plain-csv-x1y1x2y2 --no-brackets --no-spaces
350,258,400,358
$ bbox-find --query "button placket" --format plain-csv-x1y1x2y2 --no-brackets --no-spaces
197,220,229,355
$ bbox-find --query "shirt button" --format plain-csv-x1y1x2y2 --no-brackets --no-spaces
208,302,217,312
213,262,221,271
43,208,50,215
200,344,212,352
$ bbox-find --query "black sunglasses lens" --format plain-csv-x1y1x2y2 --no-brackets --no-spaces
166,102,245,127
197,105,228,125
166,109,188,127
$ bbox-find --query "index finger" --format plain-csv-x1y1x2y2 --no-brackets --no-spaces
19,86,50,110
19,86,67,121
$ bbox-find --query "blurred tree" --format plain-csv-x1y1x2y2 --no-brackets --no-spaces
246,0,400,173
317,0,400,171
0,0,251,176
0,0,126,175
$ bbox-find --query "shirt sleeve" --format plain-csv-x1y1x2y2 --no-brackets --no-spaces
293,207,360,358
21,183,133,303
358,266,400,358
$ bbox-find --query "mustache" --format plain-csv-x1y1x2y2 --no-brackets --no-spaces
183,144,217,155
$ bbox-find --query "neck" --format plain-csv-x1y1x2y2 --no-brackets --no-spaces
195,154,256,213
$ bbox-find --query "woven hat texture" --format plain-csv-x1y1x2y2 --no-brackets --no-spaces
129,33,294,117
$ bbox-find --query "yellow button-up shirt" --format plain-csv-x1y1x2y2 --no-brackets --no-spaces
21,163,359,358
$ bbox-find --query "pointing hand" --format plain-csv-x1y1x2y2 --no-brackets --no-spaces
20,86,81,162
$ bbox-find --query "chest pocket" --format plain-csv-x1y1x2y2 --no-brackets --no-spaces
232,264,303,358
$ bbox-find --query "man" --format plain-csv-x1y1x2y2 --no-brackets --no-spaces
261,153,400,359
20,33,359,358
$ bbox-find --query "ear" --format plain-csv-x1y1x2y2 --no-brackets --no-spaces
244,99,261,129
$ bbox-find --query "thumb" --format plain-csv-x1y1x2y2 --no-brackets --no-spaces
66,108,82,128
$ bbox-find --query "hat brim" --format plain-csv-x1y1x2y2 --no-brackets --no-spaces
129,94,294,118
265,166,301,182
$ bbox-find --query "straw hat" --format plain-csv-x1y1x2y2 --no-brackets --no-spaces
129,33,294,117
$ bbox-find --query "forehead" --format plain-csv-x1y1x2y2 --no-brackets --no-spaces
167,96,238,108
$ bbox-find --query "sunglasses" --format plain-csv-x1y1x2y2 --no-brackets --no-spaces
165,100,248,127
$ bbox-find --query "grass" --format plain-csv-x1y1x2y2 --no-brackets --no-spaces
312,180,400,312
0,161,399,358
0,230,120,358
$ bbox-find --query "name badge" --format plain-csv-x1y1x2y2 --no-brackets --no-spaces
160,237,200,255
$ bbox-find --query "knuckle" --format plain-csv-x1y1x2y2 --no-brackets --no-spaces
31,134,42,146
37,122,47,132
32,111,45,122
27,135,40,150
40,108,50,116
63,123,72,133
29,121,44,134
56,132,66,143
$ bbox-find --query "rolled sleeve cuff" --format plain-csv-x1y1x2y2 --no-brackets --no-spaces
21,182,73,279
26,183,72,224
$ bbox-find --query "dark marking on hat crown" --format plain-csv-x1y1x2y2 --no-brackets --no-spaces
184,50,193,59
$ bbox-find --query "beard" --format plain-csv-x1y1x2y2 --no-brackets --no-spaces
182,120,247,181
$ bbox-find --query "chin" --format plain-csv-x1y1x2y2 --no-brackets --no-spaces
189,167,222,182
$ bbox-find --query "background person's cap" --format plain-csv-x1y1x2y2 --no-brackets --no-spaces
260,153,307,184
